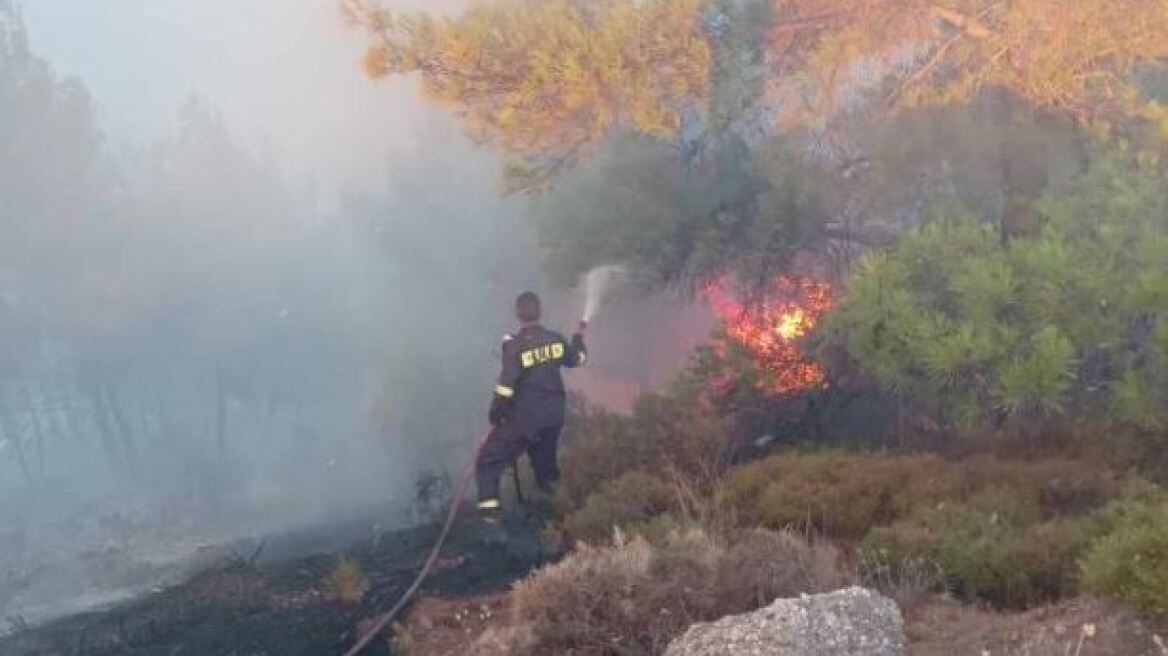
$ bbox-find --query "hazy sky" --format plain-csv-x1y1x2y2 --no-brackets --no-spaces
22,0,472,200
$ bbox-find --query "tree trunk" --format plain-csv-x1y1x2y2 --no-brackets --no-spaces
157,394,173,444
58,378,84,443
43,382,71,446
89,385,124,473
105,385,140,477
216,366,227,455
22,387,47,480
0,404,33,490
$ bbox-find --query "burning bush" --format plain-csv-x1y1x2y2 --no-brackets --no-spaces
472,527,847,655
702,275,834,398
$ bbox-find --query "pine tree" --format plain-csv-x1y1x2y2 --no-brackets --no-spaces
819,158,1168,430
343,0,711,190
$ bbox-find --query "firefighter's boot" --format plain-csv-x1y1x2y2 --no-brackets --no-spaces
476,499,507,546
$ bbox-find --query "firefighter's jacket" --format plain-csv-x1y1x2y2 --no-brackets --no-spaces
490,323,586,432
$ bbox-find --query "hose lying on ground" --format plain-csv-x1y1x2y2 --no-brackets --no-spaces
342,427,492,656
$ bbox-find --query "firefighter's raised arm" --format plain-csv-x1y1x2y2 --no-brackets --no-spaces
489,335,521,426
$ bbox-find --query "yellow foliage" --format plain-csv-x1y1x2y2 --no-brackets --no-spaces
345,0,711,188
344,0,1168,180
324,556,369,607
766,0,1168,130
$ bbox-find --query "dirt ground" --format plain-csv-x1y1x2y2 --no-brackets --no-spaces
907,596,1167,656
389,592,511,656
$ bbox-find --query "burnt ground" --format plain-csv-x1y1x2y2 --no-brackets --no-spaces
0,510,548,656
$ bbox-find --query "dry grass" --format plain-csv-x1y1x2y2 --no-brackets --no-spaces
324,556,368,607
906,596,1164,655
860,552,948,614
472,527,848,655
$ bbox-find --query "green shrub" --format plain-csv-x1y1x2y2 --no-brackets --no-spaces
862,486,1112,607
1080,496,1168,627
865,498,1020,606
1012,516,1107,600
561,472,674,544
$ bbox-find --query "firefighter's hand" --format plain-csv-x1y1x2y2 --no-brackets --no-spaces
488,403,508,427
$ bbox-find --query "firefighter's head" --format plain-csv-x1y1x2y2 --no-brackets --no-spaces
515,291,541,324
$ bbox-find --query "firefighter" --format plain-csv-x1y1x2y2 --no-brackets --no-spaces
476,291,587,521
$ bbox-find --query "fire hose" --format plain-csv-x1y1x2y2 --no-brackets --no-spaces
342,426,493,656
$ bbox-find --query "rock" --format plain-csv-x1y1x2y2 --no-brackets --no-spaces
664,587,906,656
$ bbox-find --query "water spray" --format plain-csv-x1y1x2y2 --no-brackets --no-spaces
581,264,622,326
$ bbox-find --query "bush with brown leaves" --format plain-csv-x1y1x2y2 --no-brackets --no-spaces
473,527,847,655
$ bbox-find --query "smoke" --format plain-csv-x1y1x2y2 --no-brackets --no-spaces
0,0,717,626
0,0,536,623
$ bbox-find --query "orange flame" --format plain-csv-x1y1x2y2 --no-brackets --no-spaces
704,276,833,396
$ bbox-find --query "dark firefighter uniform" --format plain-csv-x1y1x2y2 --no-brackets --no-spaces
475,324,587,512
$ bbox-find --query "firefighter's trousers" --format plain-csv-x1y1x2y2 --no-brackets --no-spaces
475,422,562,503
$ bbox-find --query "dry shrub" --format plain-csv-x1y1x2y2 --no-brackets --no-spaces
860,552,947,614
721,452,946,539
1028,421,1168,487
324,556,368,607
555,408,634,512
722,452,1124,540
475,527,847,655
555,395,729,516
708,528,849,612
